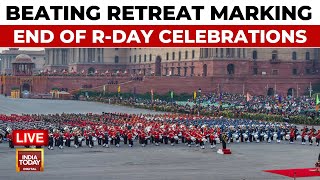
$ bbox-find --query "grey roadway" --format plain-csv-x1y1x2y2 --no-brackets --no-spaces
0,95,163,115
0,141,319,180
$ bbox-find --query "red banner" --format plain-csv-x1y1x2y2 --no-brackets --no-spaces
0,25,319,47
12,130,49,146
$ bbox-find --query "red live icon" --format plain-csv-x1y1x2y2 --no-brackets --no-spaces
12,130,48,146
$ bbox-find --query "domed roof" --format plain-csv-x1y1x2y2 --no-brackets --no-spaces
12,54,34,64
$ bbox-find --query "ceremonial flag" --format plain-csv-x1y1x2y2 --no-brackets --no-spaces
247,94,252,102
193,91,197,100
316,94,320,111
278,95,282,108
219,93,222,105
117,85,121,93
151,89,154,102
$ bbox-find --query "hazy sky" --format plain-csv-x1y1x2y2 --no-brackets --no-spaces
0,48,44,52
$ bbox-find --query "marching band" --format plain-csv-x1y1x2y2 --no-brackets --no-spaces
1,113,320,150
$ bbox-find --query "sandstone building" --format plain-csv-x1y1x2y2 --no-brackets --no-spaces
0,48,319,97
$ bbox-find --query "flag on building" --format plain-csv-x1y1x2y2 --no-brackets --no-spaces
117,85,121,93
246,92,253,102
193,91,197,101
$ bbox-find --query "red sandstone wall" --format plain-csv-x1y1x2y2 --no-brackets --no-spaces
1,75,319,97
1,58,319,97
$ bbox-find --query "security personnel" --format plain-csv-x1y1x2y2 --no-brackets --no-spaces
48,133,54,150
103,130,109,148
7,132,14,148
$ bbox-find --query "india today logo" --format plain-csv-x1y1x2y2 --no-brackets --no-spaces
16,148,44,172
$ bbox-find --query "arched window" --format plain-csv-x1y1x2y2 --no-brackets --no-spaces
149,54,152,62
172,52,175,60
272,50,278,60
252,50,258,60
129,56,131,63
306,52,310,60
267,88,274,96
179,51,181,60
88,67,95,74
144,54,146,62
139,55,141,63
134,55,136,63
292,52,297,60
185,51,188,59
114,56,119,63
166,53,169,60
227,64,235,75
220,49,224,58
192,50,195,59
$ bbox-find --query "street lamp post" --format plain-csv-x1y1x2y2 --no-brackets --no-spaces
198,88,202,115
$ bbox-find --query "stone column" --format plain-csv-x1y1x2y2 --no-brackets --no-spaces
54,49,58,65
101,48,104,63
74,49,79,63
52,49,55,65
78,49,81,63
95,48,99,63
47,49,50,65
45,49,48,65
69,49,73,63
84,48,88,63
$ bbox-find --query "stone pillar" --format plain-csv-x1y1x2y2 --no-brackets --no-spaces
74,49,79,63
101,48,104,63
95,48,99,63
71,49,74,63
84,48,88,63
54,49,58,65
45,49,48,65
52,49,55,65
46,49,50,65
59,49,63,65
78,49,81,63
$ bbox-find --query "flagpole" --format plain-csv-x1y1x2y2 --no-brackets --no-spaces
242,84,245,95
309,82,312,97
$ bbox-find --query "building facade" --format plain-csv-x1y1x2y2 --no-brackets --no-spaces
0,48,45,74
0,48,319,97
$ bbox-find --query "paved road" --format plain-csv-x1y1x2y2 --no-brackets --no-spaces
0,96,163,115
0,141,319,180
